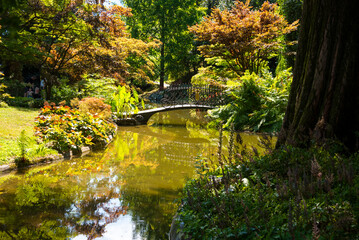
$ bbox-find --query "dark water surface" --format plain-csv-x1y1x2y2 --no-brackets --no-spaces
0,110,272,240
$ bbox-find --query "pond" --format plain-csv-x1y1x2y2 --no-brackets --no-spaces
0,110,274,240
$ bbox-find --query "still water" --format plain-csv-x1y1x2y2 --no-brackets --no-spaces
0,110,271,240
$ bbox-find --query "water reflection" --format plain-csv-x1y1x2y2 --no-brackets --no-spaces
0,111,274,239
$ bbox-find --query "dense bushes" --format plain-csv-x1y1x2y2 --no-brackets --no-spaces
34,102,116,153
208,69,292,132
178,137,359,239
5,97,44,108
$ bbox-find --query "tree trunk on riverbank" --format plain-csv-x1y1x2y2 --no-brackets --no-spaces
276,0,359,152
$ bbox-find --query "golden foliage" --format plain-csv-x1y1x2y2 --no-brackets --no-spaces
189,0,299,75
78,97,112,119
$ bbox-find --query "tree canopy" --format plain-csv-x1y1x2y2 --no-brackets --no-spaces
123,0,205,88
190,0,298,75
0,0,157,99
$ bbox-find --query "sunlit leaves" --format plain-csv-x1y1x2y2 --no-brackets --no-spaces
123,0,205,84
190,0,299,75
34,102,116,152
0,0,158,98
111,85,142,118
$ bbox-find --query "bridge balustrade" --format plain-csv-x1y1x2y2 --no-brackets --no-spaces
148,84,225,107
115,84,227,125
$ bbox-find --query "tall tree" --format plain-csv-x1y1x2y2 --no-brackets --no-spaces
277,0,359,152
123,0,204,89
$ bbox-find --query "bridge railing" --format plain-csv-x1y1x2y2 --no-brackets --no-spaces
148,84,226,107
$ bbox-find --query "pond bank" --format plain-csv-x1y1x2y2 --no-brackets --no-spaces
0,146,92,175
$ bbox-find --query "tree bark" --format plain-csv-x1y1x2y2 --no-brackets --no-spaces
276,0,359,152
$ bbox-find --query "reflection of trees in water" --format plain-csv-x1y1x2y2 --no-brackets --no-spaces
0,174,74,239
148,109,208,127
121,189,179,240
0,158,127,240
159,141,216,164
116,135,217,240
0,124,273,240
66,188,127,240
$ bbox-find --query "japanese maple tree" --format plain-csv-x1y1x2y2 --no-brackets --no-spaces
190,0,299,75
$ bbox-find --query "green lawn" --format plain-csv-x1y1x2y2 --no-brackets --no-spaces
0,107,53,164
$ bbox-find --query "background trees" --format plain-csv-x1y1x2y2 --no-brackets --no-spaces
122,0,205,89
0,0,157,99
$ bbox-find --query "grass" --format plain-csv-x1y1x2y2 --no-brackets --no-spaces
0,107,57,165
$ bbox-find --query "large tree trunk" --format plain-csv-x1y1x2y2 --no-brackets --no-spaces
276,0,359,152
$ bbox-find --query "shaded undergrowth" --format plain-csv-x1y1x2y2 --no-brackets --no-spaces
178,126,359,239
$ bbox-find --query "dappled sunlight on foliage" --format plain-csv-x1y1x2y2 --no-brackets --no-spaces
0,72,11,107
190,0,298,75
110,85,145,119
0,0,158,99
78,97,112,120
208,69,292,132
179,134,359,239
34,103,116,153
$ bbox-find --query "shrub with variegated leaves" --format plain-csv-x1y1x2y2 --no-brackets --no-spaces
34,102,116,153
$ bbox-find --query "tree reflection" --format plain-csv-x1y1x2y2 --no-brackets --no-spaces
112,130,215,240
0,122,272,240
0,156,127,240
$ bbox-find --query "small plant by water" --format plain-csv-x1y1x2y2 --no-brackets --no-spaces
208,69,292,133
15,130,31,167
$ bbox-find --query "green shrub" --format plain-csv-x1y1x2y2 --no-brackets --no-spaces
51,78,80,105
191,57,238,86
178,138,359,239
5,97,44,108
208,69,292,132
34,103,116,153
14,130,31,167
79,74,118,101
0,101,9,108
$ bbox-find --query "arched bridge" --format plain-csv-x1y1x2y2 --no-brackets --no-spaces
116,84,226,125
132,104,215,125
